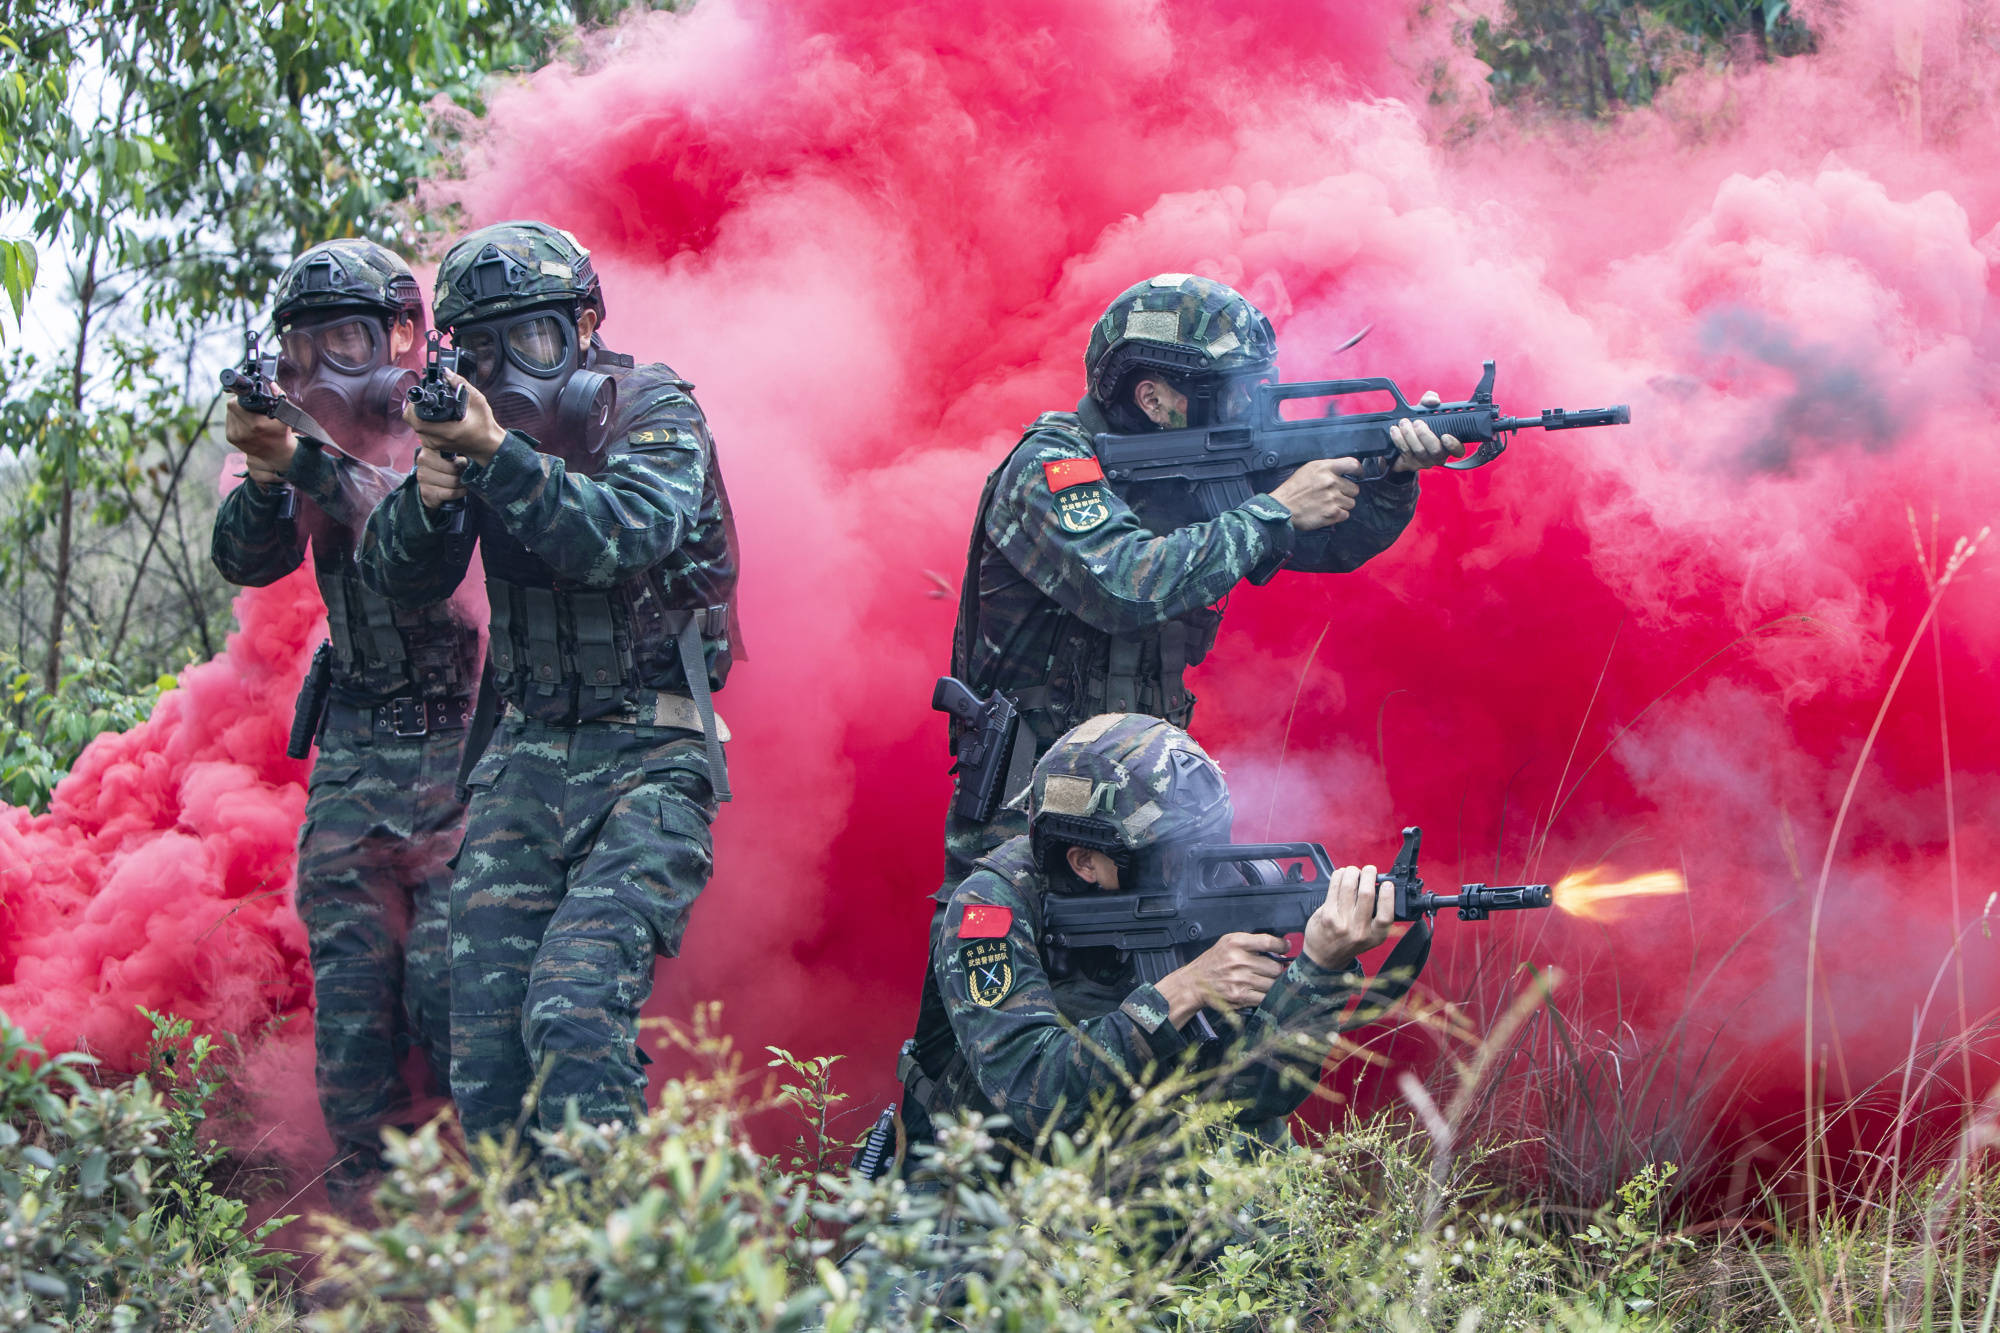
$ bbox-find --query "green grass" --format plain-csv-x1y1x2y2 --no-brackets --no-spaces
5,997,1997,1331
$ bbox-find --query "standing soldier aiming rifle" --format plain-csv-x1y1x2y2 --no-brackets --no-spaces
210,239,480,1204
359,221,740,1142
899,273,1463,1135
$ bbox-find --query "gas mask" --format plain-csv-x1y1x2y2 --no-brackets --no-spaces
275,310,419,446
450,306,617,472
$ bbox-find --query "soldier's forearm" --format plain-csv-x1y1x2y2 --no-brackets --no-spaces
462,432,704,587
210,482,304,587
358,481,474,607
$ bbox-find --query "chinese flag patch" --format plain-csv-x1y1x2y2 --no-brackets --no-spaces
1042,457,1105,492
959,904,1014,938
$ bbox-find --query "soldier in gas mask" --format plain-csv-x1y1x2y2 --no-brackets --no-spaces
211,238,481,1203
359,220,740,1142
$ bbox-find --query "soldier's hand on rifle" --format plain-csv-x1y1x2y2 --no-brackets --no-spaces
412,446,470,511
1303,864,1397,969
403,369,506,463
1155,932,1290,1028
1267,458,1362,531
1389,390,1467,472
224,397,295,484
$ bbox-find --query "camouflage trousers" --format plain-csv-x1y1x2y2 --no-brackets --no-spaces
296,726,465,1195
450,712,718,1139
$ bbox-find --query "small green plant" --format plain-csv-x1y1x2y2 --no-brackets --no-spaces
1573,1161,1693,1316
0,1008,295,1328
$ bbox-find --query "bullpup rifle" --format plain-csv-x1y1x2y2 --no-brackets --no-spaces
1040,825,1549,1040
1091,360,1629,518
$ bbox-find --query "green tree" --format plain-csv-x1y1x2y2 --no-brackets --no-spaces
0,1,580,698
1469,0,1816,117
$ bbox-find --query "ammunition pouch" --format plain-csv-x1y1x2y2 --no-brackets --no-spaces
319,567,472,702
483,574,733,800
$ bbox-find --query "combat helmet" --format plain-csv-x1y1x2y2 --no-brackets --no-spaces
1025,713,1234,878
1084,274,1277,424
273,239,422,323
433,220,604,329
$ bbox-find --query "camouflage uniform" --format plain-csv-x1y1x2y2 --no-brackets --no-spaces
358,221,739,1140
210,239,480,1196
920,715,1362,1153
904,276,1418,1107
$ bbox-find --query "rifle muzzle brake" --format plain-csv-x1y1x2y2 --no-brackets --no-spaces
1394,881,1552,922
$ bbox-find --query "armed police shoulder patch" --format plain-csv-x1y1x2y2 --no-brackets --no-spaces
1053,483,1112,535
627,428,676,447
959,938,1015,1008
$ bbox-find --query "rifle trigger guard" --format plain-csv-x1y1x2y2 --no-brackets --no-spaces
1445,435,1508,470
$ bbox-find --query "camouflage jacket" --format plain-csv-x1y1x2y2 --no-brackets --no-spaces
957,396,1418,741
930,837,1362,1146
357,357,738,698
212,440,482,706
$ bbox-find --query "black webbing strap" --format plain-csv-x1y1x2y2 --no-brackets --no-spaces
1105,636,1142,713
522,586,563,703
1338,915,1435,1029
674,615,731,803
1158,620,1191,719
322,575,358,669
360,582,406,670
486,578,519,676
453,661,499,803
571,592,624,709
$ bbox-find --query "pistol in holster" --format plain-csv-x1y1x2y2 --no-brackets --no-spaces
932,675,1021,824
287,642,334,761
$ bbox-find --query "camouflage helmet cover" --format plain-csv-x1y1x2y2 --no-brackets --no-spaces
273,238,423,324
1084,273,1278,406
1025,713,1234,874
433,220,604,329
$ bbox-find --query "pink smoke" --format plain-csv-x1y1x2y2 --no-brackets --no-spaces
3,0,1996,1199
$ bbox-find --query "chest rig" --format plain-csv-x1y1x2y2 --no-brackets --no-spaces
310,520,474,707
954,415,1224,747
483,569,730,724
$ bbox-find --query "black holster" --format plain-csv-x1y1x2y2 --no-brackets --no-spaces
287,642,334,760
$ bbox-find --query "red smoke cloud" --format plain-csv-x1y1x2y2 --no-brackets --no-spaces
5,0,1997,1197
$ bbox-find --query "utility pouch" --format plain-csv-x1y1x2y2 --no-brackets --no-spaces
287,642,334,761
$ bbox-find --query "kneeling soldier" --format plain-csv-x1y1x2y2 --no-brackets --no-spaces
908,712,1396,1155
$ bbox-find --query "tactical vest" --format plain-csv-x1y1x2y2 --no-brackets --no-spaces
483,570,732,725
953,414,1224,748
311,525,476,707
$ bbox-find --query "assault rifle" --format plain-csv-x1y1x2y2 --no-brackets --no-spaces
1040,826,1550,1040
218,329,331,519
1091,361,1629,518
406,330,469,534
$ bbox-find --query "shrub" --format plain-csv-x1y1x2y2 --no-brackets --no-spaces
0,1010,295,1329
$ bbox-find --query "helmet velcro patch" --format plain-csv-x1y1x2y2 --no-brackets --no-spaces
1069,713,1127,745
1040,773,1111,816
1124,309,1181,342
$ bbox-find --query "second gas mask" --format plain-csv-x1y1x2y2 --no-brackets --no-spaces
450,306,616,471
275,311,419,445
